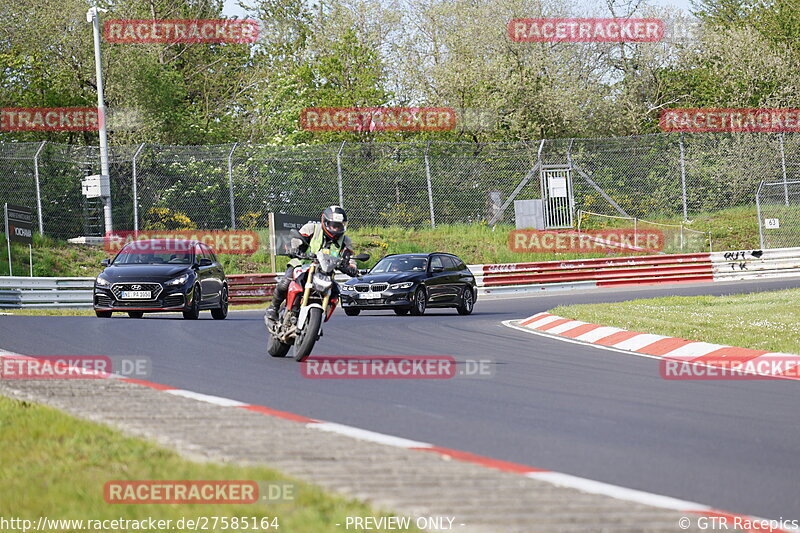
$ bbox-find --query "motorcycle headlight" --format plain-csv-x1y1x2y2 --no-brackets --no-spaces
95,275,111,287
313,271,333,292
390,281,414,290
165,272,191,286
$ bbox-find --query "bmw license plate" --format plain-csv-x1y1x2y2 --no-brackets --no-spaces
361,292,381,299
120,290,151,300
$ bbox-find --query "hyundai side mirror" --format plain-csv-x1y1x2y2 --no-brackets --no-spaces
358,268,369,275
100,258,110,267
431,265,444,273
198,257,213,267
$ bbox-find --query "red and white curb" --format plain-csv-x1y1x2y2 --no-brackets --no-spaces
0,349,795,532
505,312,800,381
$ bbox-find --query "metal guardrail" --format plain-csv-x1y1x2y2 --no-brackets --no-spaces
3,248,800,308
0,277,95,308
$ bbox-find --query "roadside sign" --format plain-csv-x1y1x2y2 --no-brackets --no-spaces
764,218,780,229
271,213,316,255
4,203,34,276
81,174,102,198
5,204,33,245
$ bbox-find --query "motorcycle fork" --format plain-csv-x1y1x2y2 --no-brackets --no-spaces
301,264,315,307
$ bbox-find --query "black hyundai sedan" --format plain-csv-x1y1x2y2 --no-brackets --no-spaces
339,253,476,316
93,239,228,320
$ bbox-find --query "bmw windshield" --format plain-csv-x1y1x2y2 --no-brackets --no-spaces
371,257,428,273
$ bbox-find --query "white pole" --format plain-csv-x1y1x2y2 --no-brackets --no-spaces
4,204,11,276
87,6,113,233
131,142,145,232
336,141,345,208
268,212,277,274
29,244,33,277
33,141,46,235
228,143,238,229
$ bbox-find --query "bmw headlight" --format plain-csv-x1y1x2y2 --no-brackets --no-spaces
165,272,191,286
95,275,111,287
313,271,333,292
341,284,355,292
390,281,414,290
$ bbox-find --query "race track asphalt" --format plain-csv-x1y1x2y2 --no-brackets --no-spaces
2,278,800,521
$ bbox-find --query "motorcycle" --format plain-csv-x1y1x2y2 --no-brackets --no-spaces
266,247,369,362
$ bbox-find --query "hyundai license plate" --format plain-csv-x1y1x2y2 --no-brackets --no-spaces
121,290,151,299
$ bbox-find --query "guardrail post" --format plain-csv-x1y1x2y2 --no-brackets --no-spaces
779,133,789,207
679,133,688,221
424,142,436,228
131,143,146,232
336,141,345,208
33,141,46,235
228,143,239,229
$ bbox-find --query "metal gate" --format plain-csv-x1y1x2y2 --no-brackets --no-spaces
756,179,800,248
540,165,574,228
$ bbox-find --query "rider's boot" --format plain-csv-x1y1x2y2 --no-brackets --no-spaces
266,275,290,323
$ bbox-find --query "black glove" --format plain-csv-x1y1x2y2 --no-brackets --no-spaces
342,264,359,277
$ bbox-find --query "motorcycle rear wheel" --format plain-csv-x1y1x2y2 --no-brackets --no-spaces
267,305,291,357
268,335,291,357
294,307,323,362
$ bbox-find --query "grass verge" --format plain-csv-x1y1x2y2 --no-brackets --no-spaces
551,288,800,354
0,395,418,532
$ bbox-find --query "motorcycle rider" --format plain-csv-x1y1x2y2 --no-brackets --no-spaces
266,205,359,323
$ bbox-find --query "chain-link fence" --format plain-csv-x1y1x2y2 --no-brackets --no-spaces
0,132,798,243
756,179,800,248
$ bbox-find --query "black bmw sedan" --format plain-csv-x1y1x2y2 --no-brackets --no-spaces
93,239,228,320
339,253,476,316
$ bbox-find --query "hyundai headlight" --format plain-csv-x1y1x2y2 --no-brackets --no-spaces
313,271,333,292
390,281,414,290
95,275,111,287
165,272,191,286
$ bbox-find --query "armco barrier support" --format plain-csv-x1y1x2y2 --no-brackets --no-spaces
3,247,800,309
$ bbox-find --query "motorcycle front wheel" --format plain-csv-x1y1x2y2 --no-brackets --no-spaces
294,307,323,362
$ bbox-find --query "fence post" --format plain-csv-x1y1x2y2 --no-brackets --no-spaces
779,133,789,206
131,143,145,232
755,180,765,249
424,142,436,228
336,141,345,208
679,133,688,221
228,143,239,229
33,141,46,235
